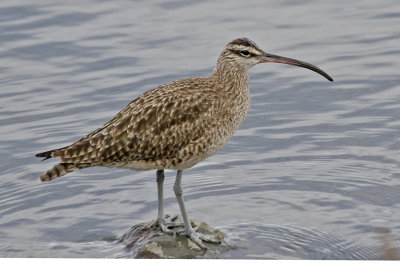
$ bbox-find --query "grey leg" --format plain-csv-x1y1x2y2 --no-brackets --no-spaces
173,170,220,249
152,169,183,233
156,169,165,222
155,169,167,229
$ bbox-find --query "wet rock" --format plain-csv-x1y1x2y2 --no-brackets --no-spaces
119,215,228,259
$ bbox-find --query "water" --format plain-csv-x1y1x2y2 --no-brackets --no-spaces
1,0,400,259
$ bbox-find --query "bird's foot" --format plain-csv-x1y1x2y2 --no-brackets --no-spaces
183,229,221,250
152,215,221,250
152,215,184,234
175,223,221,249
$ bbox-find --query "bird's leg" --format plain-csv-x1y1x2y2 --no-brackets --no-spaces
152,169,183,233
173,170,221,249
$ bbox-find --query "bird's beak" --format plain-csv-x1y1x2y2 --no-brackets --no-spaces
262,52,333,82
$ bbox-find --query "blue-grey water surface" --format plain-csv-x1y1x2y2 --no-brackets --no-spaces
1,0,400,259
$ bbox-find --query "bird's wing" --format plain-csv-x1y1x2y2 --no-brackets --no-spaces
51,78,220,165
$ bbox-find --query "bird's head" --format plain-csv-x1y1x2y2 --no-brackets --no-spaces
218,37,333,81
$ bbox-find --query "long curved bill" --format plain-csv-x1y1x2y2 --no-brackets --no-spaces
262,52,333,82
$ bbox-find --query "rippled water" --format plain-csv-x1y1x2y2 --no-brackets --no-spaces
1,0,400,259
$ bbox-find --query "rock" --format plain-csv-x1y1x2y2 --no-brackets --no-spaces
119,215,228,259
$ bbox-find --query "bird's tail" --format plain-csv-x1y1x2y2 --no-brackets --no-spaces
35,148,59,160
36,146,92,181
38,163,79,182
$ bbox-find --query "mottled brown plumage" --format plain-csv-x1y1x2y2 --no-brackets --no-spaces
38,74,249,181
36,37,332,248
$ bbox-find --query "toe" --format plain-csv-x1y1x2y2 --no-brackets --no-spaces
199,234,221,244
159,223,175,234
165,221,184,228
189,233,207,250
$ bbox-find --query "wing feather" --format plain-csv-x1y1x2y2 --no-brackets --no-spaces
51,78,220,166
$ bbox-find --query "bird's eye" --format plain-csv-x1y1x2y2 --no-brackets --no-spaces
240,50,251,57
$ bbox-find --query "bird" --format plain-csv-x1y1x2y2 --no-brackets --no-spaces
36,37,333,249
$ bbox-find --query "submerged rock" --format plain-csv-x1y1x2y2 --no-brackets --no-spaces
119,215,228,258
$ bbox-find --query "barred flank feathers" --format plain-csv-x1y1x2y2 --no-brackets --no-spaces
39,163,80,182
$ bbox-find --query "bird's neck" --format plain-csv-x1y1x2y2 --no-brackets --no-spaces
211,59,249,95
211,58,251,132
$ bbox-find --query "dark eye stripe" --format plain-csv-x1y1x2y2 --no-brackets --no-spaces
229,49,254,57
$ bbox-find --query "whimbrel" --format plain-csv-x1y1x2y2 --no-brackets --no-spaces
36,38,333,249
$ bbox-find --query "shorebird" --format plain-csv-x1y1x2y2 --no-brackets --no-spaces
36,37,333,249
